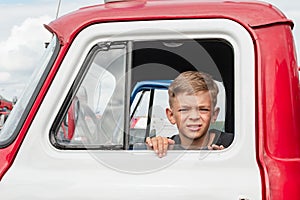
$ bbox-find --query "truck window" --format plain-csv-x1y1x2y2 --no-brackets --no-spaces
131,39,234,139
0,36,59,147
51,42,128,149
50,39,234,150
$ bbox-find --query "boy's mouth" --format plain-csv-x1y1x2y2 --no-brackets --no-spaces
187,124,201,131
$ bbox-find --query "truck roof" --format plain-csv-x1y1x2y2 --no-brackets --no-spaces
46,0,293,45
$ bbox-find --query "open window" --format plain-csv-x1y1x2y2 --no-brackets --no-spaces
50,38,234,150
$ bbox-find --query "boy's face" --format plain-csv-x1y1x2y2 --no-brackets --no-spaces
166,91,219,141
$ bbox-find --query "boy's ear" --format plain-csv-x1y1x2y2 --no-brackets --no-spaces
166,108,176,125
211,107,220,123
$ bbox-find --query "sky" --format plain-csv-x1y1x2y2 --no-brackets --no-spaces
0,0,300,101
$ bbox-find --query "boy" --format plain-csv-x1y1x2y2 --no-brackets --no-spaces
146,71,233,157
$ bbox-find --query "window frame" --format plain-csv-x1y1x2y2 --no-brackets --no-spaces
50,41,132,150
47,19,255,153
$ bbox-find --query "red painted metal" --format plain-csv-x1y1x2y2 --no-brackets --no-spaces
256,24,300,199
46,0,292,46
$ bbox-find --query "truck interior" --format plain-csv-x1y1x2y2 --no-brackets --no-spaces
132,39,234,133
51,38,234,150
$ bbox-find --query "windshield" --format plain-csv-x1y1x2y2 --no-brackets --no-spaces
0,36,59,147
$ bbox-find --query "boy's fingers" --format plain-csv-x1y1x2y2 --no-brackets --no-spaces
145,137,152,147
210,144,225,150
167,139,175,150
168,138,175,144
153,136,169,157
164,138,174,151
157,136,165,157
146,136,174,158
162,138,170,156
151,138,159,153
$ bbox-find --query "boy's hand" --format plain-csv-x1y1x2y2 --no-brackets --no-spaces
208,144,224,150
145,136,175,158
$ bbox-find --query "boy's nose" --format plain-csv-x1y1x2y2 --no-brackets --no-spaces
188,109,200,119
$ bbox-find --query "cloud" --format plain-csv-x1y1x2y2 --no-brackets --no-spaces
0,15,52,100
0,0,104,100
0,72,11,82
0,15,52,71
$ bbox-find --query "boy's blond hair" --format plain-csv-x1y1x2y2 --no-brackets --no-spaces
168,71,219,107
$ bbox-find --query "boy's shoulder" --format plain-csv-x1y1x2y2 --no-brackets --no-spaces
211,129,234,148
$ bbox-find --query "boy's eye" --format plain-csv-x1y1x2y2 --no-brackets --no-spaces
199,108,210,113
178,108,189,112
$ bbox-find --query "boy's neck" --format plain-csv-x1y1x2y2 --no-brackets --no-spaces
179,132,213,150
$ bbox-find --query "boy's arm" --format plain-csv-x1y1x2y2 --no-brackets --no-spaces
145,136,175,158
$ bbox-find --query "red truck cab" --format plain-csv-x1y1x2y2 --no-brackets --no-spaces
0,0,300,199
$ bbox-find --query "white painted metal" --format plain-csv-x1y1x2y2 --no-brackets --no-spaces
1,19,260,199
